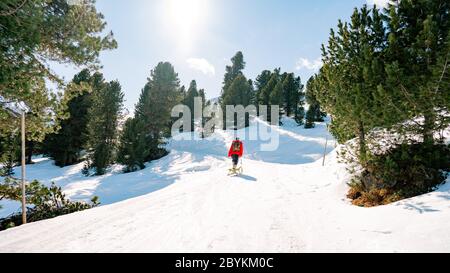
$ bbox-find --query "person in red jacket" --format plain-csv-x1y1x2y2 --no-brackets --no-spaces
228,137,244,169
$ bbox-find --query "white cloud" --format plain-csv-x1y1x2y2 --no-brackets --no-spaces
295,57,323,71
186,58,215,76
366,0,390,8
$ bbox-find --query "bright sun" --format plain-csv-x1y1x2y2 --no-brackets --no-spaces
167,0,209,51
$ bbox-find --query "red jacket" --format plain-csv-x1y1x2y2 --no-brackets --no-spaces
228,140,244,157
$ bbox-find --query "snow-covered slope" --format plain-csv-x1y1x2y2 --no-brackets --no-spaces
0,118,449,252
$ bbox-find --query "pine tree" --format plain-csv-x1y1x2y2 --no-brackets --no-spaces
382,0,450,144
305,76,326,129
43,69,93,167
85,78,124,175
0,133,20,176
220,52,252,128
198,88,208,136
183,80,199,132
254,70,305,124
177,85,187,132
281,73,295,117
294,76,306,125
221,75,253,129
202,98,218,138
295,106,306,126
305,2,449,202
0,0,117,143
304,108,316,129
270,81,284,123
199,89,206,108
117,118,148,173
246,79,256,105
255,70,272,114
134,62,181,161
222,51,245,96
317,6,386,161
25,140,37,164
259,71,279,122
180,85,187,99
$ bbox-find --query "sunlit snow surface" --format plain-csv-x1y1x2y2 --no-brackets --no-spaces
0,117,449,252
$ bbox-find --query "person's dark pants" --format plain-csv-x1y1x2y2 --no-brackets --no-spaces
231,154,239,166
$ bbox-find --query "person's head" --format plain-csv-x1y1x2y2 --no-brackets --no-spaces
235,137,239,141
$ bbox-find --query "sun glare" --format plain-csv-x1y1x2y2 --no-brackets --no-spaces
167,0,209,51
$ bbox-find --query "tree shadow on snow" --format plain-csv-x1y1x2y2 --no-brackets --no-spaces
238,120,335,165
394,183,450,213
91,147,229,205
396,202,440,214
244,138,329,165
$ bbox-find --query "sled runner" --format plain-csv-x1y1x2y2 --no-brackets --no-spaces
228,165,243,176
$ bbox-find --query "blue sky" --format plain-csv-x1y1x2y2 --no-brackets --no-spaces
55,0,388,112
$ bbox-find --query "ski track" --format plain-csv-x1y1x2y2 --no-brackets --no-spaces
0,117,449,252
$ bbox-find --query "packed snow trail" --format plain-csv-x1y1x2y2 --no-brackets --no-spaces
0,118,449,252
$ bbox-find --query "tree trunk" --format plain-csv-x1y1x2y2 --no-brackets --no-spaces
25,141,33,164
358,121,367,164
422,112,435,144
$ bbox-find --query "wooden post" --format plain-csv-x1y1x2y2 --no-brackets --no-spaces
322,134,328,167
322,121,331,167
21,111,27,224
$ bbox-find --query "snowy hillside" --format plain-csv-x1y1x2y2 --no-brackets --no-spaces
0,118,449,252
